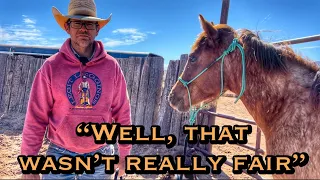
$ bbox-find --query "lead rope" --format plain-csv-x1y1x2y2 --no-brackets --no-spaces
177,38,246,180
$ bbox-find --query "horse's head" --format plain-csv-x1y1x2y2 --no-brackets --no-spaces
168,14,239,112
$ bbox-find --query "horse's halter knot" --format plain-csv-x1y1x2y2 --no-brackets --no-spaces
178,38,246,125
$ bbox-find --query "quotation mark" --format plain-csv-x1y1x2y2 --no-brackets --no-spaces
292,152,309,167
94,153,100,164
76,122,92,136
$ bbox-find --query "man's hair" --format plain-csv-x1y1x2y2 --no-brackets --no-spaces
66,18,71,27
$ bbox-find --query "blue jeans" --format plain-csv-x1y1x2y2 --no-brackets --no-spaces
42,142,114,180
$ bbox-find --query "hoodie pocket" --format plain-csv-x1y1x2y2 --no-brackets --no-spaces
55,115,106,150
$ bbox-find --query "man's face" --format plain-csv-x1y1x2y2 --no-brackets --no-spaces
64,19,100,48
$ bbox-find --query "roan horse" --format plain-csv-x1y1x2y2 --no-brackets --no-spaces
168,14,320,179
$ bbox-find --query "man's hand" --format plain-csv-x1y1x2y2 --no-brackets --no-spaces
114,157,126,178
21,174,40,180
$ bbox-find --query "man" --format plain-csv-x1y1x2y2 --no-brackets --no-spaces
20,0,131,179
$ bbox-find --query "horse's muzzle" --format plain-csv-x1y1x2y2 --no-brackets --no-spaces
168,92,189,112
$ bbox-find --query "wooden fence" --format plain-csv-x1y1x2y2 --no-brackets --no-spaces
116,57,164,135
0,52,213,146
0,54,46,113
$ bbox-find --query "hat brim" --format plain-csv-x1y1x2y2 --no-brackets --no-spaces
52,6,112,31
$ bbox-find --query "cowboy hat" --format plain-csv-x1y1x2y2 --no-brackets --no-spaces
52,0,112,31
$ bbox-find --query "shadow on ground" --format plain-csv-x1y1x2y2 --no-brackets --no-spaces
0,112,25,136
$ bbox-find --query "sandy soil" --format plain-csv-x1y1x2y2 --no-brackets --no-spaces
0,95,273,179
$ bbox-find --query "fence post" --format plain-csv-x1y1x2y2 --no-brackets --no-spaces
220,0,230,24
255,126,262,155
205,102,217,153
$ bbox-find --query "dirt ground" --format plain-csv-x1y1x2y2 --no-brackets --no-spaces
0,95,273,179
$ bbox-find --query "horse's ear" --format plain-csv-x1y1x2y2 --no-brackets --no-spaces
199,14,218,39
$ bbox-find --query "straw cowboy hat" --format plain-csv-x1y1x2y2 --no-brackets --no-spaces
52,0,112,31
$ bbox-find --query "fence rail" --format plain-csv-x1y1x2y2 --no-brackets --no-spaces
272,34,320,45
199,110,265,155
197,109,265,179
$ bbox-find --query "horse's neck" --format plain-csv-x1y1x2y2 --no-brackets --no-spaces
225,57,317,136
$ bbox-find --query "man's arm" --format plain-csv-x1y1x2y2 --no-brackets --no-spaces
21,68,53,156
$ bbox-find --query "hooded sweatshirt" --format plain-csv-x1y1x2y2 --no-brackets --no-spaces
21,38,132,158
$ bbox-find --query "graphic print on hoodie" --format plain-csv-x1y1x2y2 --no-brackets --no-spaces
66,71,102,109
21,38,132,158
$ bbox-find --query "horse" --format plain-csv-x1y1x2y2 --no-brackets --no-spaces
168,14,320,179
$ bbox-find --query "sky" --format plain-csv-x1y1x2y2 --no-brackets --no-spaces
0,0,319,67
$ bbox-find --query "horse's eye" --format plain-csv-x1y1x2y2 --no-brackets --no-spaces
190,56,197,62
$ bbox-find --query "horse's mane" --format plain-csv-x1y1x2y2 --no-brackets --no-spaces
238,29,319,73
238,29,320,106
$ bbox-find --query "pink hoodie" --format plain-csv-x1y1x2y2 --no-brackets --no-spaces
21,38,132,158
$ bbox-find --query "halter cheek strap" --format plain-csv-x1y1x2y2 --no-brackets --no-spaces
178,38,246,125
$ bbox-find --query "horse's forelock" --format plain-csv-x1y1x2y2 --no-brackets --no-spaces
192,32,207,52
192,26,235,53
